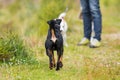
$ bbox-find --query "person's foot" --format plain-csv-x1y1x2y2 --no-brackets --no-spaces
77,37,90,46
89,38,101,48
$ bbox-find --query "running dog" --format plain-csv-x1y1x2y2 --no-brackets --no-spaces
45,19,63,71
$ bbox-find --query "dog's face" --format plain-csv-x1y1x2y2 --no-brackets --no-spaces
47,19,62,30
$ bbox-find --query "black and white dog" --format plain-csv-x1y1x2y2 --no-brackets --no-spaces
58,12,68,47
45,19,63,71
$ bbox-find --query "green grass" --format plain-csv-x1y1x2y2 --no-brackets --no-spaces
0,43,119,80
0,32,120,80
0,0,120,80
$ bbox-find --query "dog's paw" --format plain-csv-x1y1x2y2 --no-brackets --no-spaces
56,68,60,71
59,62,63,68
54,64,56,68
49,67,53,70
49,63,54,70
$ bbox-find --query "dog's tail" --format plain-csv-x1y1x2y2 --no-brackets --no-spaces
58,7,68,19
65,7,68,12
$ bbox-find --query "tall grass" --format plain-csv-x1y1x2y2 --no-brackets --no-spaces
0,32,38,65
0,32,27,61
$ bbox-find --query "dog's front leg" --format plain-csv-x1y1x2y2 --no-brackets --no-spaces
56,49,63,71
46,49,54,70
52,51,56,68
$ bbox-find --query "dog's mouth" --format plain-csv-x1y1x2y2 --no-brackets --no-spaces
60,30,64,35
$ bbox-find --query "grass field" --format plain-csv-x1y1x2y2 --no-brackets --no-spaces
0,0,120,80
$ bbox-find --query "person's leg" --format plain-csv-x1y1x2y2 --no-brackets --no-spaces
89,0,102,41
80,0,92,40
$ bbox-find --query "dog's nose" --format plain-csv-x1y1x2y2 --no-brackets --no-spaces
60,30,62,32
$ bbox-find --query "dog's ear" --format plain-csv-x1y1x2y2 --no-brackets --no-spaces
56,19,62,25
47,20,51,25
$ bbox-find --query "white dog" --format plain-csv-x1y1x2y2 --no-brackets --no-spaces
58,12,68,47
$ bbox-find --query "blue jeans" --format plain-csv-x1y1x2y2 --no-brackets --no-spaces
80,0,102,41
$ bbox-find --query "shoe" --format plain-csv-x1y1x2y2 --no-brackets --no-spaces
90,38,101,48
77,37,90,46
